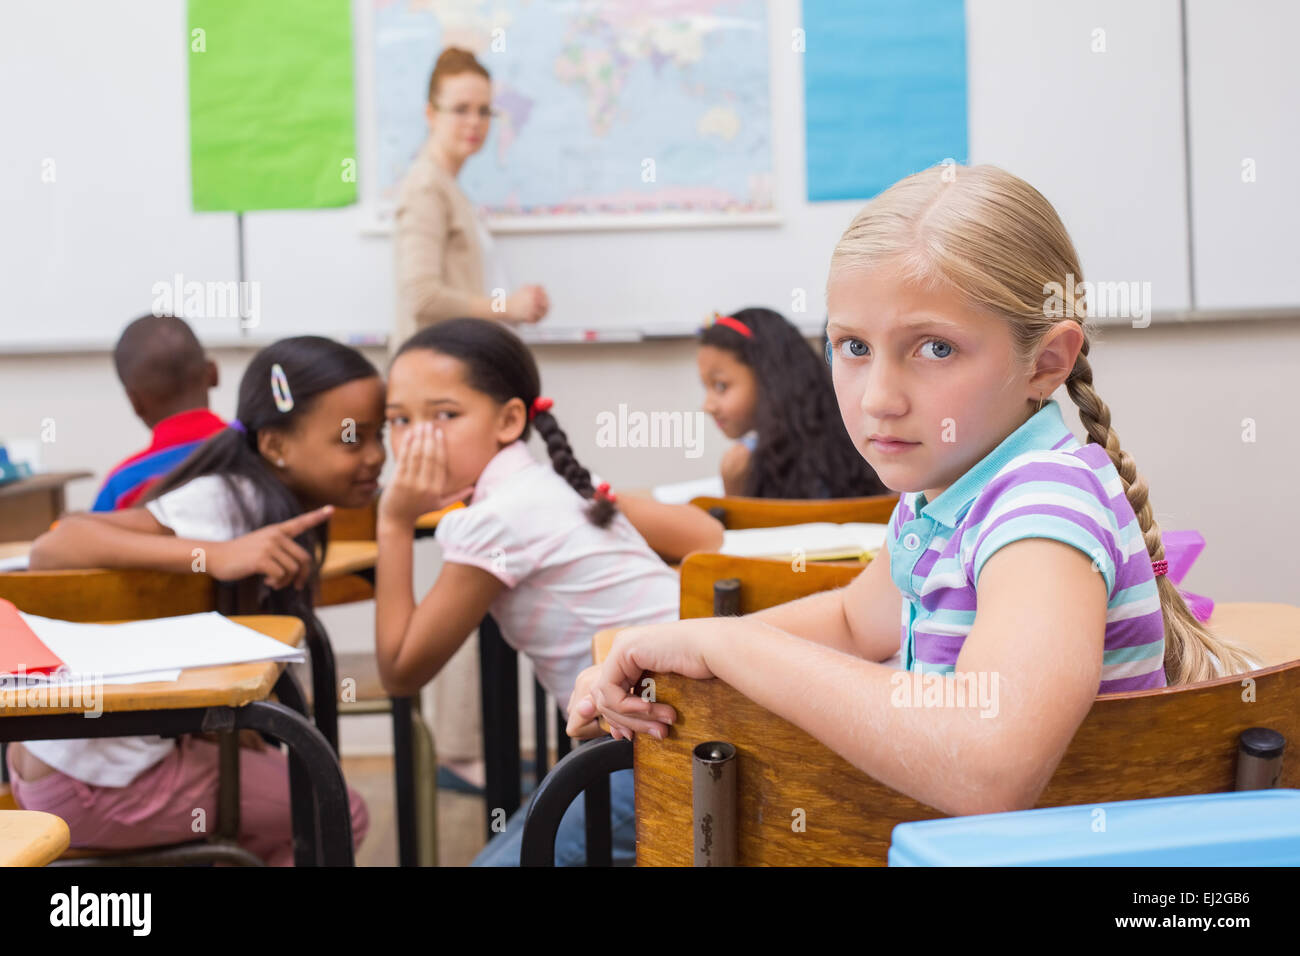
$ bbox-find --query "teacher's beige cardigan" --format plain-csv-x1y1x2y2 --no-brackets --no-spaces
392,138,486,353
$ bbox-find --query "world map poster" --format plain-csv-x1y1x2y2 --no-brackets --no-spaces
371,0,775,229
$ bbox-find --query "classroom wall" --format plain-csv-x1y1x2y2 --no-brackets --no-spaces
2,317,1297,608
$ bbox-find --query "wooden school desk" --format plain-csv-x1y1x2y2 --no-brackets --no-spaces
689,493,898,529
320,540,379,579
317,539,380,609
2,556,346,757
0,615,354,866
0,810,70,866
0,534,379,752
0,472,93,541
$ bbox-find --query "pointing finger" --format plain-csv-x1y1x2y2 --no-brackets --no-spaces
278,505,334,537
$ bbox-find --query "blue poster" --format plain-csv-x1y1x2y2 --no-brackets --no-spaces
803,0,968,201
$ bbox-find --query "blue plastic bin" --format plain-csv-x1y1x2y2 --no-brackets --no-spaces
888,790,1300,866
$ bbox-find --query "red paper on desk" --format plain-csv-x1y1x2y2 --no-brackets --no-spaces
0,598,66,676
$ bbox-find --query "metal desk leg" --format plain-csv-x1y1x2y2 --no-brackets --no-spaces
411,700,438,867
303,614,340,754
555,707,572,761
215,730,241,841
238,700,354,866
479,614,520,840
533,679,549,784
391,696,417,867
274,669,320,862
274,669,310,717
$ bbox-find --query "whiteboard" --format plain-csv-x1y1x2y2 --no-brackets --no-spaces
250,0,1203,343
6,0,1296,351
0,0,240,352
1185,0,1300,311
244,0,845,344
967,0,1192,319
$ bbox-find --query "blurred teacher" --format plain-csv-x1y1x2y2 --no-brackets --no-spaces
393,47,549,351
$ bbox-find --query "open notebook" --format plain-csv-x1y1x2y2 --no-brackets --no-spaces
0,600,304,685
721,522,890,562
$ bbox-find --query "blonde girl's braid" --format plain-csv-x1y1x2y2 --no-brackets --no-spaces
831,162,1255,685
1063,347,1254,683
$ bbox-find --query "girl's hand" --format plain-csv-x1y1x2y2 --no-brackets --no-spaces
590,619,722,741
565,664,607,740
205,506,334,589
379,422,450,526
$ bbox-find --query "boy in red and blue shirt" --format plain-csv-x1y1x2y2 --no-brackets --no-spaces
91,315,226,511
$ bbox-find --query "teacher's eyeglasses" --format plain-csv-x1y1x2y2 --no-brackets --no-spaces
434,103,498,120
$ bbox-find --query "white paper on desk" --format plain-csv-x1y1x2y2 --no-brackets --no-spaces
721,522,890,560
14,611,304,681
0,668,184,688
0,554,30,571
650,475,724,505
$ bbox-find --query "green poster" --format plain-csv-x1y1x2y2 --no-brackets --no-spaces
188,0,356,211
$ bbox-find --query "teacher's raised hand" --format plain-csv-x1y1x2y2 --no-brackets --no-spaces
504,284,549,324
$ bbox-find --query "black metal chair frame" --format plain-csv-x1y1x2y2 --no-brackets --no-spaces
519,735,633,867
510,576,744,865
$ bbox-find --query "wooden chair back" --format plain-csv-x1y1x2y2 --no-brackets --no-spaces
328,498,378,542
679,553,863,618
0,568,219,621
689,493,898,529
629,553,1300,865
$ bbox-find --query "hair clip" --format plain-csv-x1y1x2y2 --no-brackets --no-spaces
270,363,294,413
595,481,618,504
529,396,554,421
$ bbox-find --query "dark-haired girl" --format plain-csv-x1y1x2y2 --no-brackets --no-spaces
19,336,377,864
376,319,683,866
699,307,890,498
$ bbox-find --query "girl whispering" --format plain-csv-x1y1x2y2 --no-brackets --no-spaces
581,165,1254,818
375,318,710,866
699,306,890,498
20,336,379,864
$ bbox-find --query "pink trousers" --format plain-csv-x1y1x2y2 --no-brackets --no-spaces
7,737,369,867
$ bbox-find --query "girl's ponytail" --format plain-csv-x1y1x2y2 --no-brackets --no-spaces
530,403,617,529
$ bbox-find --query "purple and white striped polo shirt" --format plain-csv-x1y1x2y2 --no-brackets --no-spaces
885,399,1166,694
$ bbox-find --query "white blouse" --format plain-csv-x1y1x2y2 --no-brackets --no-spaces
435,441,680,705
